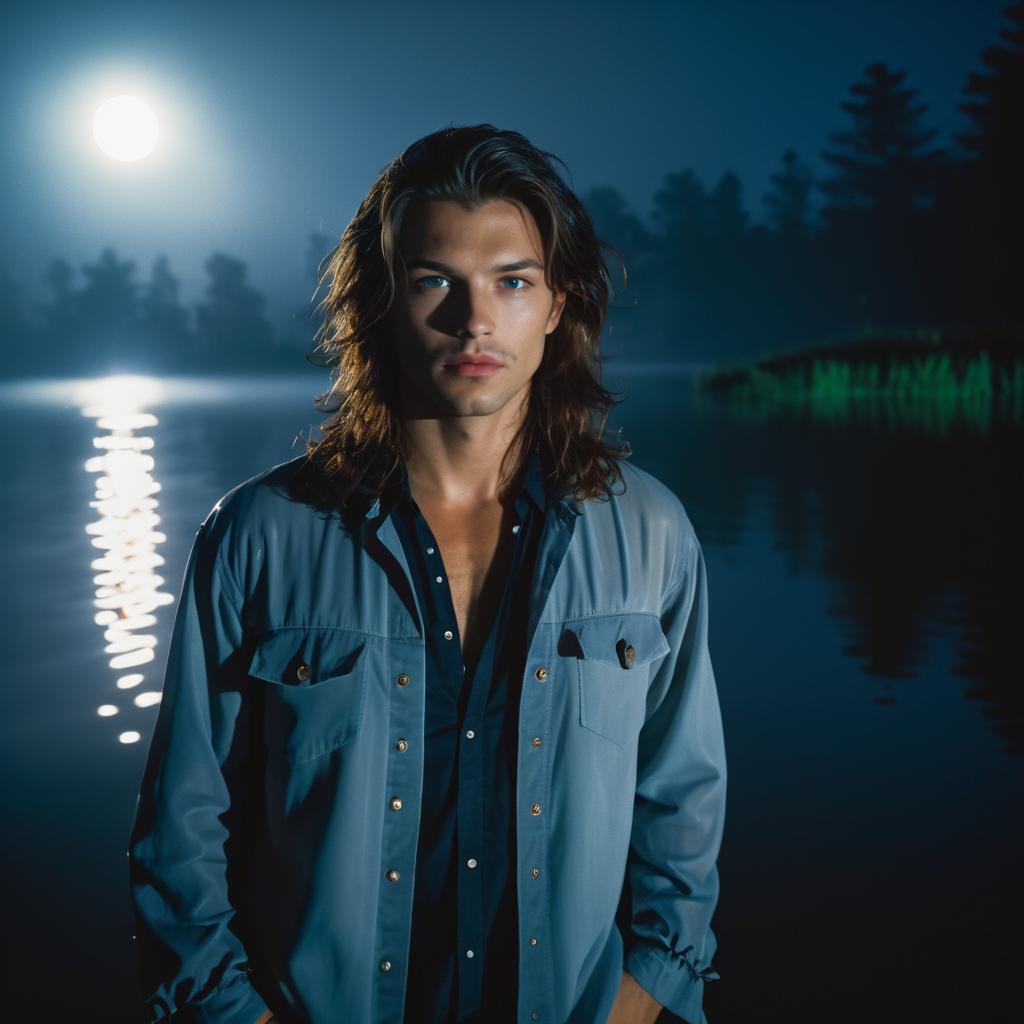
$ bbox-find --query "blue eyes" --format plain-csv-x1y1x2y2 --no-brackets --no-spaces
413,275,530,291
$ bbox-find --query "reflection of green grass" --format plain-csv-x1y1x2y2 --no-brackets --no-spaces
698,344,1024,432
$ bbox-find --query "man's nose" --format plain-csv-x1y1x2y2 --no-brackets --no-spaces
451,283,496,338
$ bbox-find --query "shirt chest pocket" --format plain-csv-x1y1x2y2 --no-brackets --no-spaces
248,627,370,766
567,612,671,750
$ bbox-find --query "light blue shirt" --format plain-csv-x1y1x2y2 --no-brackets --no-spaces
128,453,726,1024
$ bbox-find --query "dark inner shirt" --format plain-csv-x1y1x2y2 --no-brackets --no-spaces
387,450,548,1024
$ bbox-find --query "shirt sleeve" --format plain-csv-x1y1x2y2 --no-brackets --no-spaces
621,527,726,1024
127,507,270,1024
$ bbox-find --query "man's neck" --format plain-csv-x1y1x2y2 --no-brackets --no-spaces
401,417,528,509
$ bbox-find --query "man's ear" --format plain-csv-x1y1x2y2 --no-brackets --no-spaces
546,290,568,335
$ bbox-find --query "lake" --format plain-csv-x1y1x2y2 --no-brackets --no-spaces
0,369,1019,1022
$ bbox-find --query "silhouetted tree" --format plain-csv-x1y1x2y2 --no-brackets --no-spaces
0,266,36,376
76,248,141,371
952,1,1024,327
580,187,658,351
194,252,277,370
646,170,716,351
581,186,657,278
764,149,816,241
38,258,78,364
139,255,191,370
820,62,946,219
819,62,947,328
759,149,833,344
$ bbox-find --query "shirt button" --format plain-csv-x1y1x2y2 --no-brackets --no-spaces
467,858,477,869
529,937,538,946
427,547,435,554
531,736,541,748
443,629,454,640
466,729,475,739
379,959,392,972
531,867,540,879
531,802,541,815
296,663,311,682
385,868,400,882
512,524,521,534
390,797,403,811
465,949,474,959
396,673,411,687
617,639,637,669
435,575,443,583
534,666,547,681
531,1012,540,1021
396,739,409,752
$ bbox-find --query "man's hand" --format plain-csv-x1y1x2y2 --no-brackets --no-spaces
604,969,663,1024
251,1012,274,1024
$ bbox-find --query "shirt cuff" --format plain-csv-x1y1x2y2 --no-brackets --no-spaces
191,970,271,1024
623,939,720,1024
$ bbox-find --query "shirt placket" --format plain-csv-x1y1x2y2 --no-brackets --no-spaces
461,493,532,1019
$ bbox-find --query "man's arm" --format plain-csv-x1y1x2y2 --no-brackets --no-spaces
128,509,271,1024
621,528,726,1024
605,969,663,1024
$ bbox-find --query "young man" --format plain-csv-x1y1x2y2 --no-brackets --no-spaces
128,124,726,1024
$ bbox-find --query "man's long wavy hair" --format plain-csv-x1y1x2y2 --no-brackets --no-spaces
300,122,631,508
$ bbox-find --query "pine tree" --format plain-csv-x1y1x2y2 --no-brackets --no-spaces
77,248,141,371
764,149,815,241
955,1,1024,325
195,252,277,370
820,61,946,222
140,255,190,368
819,62,947,328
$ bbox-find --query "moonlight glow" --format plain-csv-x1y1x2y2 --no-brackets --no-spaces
92,95,159,161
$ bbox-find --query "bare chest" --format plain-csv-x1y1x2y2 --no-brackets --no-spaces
416,500,517,671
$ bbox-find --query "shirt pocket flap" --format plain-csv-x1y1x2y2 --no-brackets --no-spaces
248,628,370,765
567,613,670,749
248,627,368,687
569,612,670,670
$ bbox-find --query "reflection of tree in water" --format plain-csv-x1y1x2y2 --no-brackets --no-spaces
615,372,1023,753
736,401,1020,753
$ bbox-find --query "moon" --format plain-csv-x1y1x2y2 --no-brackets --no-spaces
93,95,159,162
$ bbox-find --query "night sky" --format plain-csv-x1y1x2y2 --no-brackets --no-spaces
0,0,1010,328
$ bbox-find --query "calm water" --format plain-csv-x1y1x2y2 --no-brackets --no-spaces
1,370,1019,1022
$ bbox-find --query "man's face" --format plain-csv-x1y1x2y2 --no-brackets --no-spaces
384,197,567,421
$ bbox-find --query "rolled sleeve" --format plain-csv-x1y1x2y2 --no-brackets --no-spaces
623,529,726,1024
127,504,270,1023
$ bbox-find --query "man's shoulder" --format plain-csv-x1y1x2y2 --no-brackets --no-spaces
595,458,699,550
198,453,312,537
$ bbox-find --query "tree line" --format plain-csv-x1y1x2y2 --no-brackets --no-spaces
1,2,1020,377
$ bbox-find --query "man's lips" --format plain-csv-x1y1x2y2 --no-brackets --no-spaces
443,355,504,377
445,360,503,377
444,355,503,366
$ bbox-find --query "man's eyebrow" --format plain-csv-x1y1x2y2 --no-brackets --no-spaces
405,258,545,275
